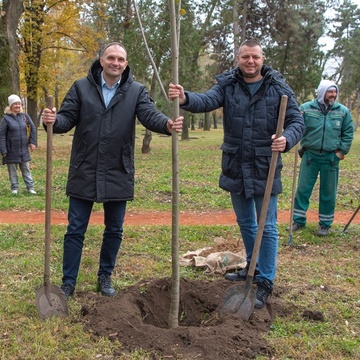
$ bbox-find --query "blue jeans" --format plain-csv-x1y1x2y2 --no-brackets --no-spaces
230,192,278,284
62,197,127,285
7,162,34,190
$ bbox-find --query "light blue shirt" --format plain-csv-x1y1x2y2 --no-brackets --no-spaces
101,72,121,107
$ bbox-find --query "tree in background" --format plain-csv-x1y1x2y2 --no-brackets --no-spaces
328,0,360,124
253,0,328,103
1,0,358,128
0,0,24,107
19,0,106,126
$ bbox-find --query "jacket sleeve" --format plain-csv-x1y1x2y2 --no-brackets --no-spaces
339,107,354,155
0,117,7,154
180,84,224,113
282,95,305,152
135,86,171,135
52,81,81,134
26,114,37,145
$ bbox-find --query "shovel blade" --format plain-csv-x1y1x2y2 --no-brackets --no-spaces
218,283,256,321
36,284,69,320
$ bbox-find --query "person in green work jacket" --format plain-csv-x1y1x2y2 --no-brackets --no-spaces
290,79,354,236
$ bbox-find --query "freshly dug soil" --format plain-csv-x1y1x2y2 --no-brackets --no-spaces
78,277,285,359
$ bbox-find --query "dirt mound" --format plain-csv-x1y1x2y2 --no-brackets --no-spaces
79,277,287,359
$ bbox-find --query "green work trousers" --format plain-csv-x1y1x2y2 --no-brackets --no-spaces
293,150,340,228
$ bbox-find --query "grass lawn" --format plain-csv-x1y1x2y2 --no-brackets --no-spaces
0,125,359,359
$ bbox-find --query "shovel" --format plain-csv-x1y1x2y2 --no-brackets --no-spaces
36,96,68,320
219,95,288,321
342,204,360,233
288,143,299,246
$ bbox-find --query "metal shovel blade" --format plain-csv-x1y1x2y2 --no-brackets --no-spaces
36,284,69,320
219,281,255,321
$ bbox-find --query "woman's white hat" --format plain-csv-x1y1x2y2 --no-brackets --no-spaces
8,94,21,108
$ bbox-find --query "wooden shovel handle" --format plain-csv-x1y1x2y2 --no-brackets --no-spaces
44,96,54,288
246,95,288,282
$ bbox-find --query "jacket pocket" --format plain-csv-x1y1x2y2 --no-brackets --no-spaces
329,115,343,138
254,147,272,179
71,138,87,169
122,143,134,174
221,143,240,179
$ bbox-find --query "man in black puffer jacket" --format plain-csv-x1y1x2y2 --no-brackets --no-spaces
42,42,183,300
169,39,305,309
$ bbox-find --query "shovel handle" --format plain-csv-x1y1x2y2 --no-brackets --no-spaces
247,95,288,282
288,143,299,245
342,204,360,233
44,96,54,289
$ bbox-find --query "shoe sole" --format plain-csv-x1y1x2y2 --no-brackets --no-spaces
100,291,117,297
97,283,117,297
254,302,266,309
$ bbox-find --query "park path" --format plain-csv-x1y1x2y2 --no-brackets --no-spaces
0,209,358,226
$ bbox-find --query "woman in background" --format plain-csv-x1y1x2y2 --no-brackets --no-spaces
0,94,37,195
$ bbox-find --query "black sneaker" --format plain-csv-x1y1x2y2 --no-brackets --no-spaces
317,225,329,236
61,283,75,300
98,274,117,297
254,279,273,309
286,223,304,232
224,263,259,283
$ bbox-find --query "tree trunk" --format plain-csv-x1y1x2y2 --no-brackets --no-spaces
204,112,211,131
23,0,46,129
212,112,218,129
142,129,152,154
181,110,189,140
0,0,23,105
168,0,180,330
142,72,158,154
190,114,195,130
233,0,240,66
198,117,203,129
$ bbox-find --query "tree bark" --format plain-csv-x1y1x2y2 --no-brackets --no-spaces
180,110,189,140
0,0,23,106
212,112,218,129
204,112,211,131
23,0,46,129
141,129,152,154
190,114,195,130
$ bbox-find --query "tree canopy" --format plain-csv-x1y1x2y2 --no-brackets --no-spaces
1,0,359,121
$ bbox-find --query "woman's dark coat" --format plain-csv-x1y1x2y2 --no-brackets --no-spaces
52,60,171,203
0,112,36,164
181,65,305,198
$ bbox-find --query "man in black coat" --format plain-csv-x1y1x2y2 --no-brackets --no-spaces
169,39,304,309
42,42,183,299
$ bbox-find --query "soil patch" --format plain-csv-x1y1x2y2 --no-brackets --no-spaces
79,277,286,359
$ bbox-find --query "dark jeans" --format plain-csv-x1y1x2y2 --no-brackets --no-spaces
62,196,127,285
